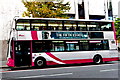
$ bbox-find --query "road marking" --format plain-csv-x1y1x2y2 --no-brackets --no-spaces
1,63,118,73
16,73,73,79
100,69,119,72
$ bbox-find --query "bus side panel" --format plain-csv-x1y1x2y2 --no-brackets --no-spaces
108,50,119,61
32,50,119,66
32,51,96,65
44,51,94,65
104,32,114,39
95,50,118,62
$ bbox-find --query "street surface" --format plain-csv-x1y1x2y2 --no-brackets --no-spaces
1,61,119,80
1,51,120,80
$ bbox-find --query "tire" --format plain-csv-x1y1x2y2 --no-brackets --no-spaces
35,58,46,68
93,55,103,64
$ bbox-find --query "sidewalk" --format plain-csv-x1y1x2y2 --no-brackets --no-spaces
0,61,8,68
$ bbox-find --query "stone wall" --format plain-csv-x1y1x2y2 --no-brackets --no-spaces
2,40,8,61
0,40,8,61
0,41,2,61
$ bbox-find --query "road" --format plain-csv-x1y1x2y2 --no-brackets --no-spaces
1,61,119,80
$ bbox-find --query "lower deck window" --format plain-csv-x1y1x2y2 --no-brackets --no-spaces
32,40,109,53
66,43,79,51
89,40,109,50
79,41,89,51
32,41,50,52
89,43,102,50
102,40,109,50
51,43,65,51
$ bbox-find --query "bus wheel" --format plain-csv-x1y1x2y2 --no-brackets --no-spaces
93,55,103,64
35,58,46,68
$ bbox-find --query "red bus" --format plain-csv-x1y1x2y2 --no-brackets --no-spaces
7,18,119,67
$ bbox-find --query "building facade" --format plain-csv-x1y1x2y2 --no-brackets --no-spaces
0,0,119,60
64,0,119,20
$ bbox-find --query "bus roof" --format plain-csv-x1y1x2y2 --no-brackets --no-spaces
15,17,113,22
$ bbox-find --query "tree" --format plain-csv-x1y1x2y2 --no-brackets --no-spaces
115,18,120,40
22,0,70,18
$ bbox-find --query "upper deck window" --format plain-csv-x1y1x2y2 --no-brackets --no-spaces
87,22,100,31
64,21,77,31
48,20,63,30
16,19,113,31
77,22,87,31
31,20,46,30
16,19,30,30
100,22,112,31
86,22,112,31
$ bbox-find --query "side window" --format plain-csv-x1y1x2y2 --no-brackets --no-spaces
32,41,49,52
87,22,100,31
48,21,62,31
51,41,65,51
89,40,109,50
66,43,79,51
101,22,112,31
31,20,46,30
89,41,102,50
64,21,77,31
79,41,89,51
16,26,25,30
102,40,109,50
77,22,87,31
16,19,30,30
54,44,64,51
89,32,104,38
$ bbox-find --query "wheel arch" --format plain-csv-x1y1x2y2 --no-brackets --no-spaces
35,56,46,62
34,56,47,67
93,54,103,64
93,54,103,58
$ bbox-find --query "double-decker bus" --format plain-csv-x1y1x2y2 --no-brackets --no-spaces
7,17,119,67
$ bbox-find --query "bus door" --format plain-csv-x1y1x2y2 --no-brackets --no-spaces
14,41,31,66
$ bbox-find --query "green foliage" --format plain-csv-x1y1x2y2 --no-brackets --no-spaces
115,18,120,39
22,0,70,18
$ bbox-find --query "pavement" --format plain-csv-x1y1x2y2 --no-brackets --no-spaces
0,61,8,68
